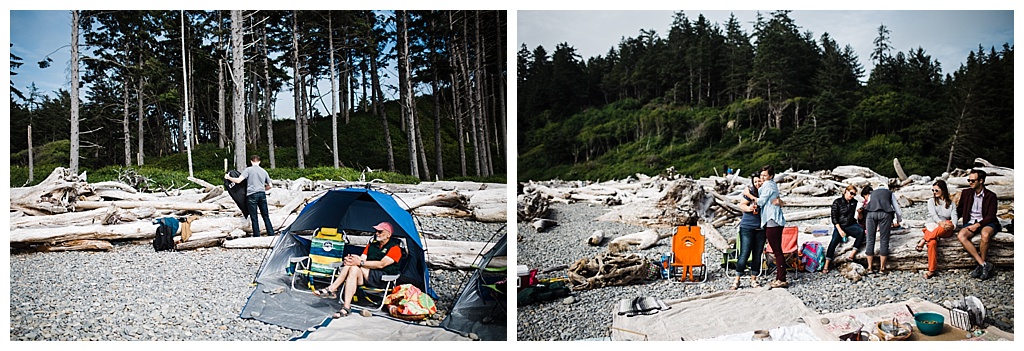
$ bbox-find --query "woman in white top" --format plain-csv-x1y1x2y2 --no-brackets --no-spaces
915,180,958,279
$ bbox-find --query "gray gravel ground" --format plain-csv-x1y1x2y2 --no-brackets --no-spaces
517,202,1014,341
9,216,504,341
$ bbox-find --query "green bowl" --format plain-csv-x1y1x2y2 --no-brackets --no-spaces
914,312,945,336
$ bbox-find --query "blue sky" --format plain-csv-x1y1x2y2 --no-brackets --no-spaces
518,10,1013,82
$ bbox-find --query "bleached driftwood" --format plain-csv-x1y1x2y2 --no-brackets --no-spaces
699,222,730,252
10,167,92,215
609,229,666,250
531,218,557,232
175,238,225,251
36,239,113,252
412,206,472,218
403,191,467,211
825,231,1014,271
588,230,606,246
75,200,224,212
472,206,506,223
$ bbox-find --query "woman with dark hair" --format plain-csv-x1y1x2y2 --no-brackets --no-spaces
916,180,958,279
823,185,866,274
756,165,788,288
729,173,766,290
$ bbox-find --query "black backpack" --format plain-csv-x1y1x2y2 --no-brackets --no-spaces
153,219,176,251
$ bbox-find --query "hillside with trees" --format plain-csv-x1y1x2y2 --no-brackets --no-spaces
10,10,507,187
517,11,1012,182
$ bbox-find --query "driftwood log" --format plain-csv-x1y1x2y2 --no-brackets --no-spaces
608,229,667,250
10,167,92,215
567,242,649,290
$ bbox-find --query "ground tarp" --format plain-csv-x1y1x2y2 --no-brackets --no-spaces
611,288,813,341
293,315,470,341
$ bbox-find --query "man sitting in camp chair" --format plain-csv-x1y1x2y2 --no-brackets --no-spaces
313,221,403,318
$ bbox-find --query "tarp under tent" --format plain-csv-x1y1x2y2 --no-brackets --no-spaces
440,230,507,341
240,187,434,331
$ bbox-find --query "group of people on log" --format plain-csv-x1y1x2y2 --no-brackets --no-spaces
730,166,1002,290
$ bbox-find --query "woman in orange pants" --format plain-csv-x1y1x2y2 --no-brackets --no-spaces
915,180,958,279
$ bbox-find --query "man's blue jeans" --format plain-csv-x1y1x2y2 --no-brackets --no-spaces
247,191,274,237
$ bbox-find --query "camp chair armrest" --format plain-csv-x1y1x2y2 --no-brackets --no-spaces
289,256,309,263
330,262,345,269
381,274,400,282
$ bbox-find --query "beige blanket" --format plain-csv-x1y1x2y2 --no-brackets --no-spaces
611,288,813,341
803,298,1014,341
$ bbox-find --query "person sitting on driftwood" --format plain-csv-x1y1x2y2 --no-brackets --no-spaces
313,222,403,318
224,155,275,237
915,180,958,279
955,169,1000,281
823,185,865,274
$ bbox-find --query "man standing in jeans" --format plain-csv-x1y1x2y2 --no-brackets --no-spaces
225,155,275,237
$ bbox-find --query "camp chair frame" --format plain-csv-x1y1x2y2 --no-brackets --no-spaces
723,231,766,277
288,227,346,294
764,226,801,280
669,226,708,283
341,236,407,311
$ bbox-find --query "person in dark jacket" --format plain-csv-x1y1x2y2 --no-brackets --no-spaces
955,169,1001,280
823,185,865,274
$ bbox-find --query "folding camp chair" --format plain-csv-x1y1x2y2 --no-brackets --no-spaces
477,265,508,316
764,226,801,280
288,227,345,293
344,236,407,311
723,231,766,277
669,226,708,283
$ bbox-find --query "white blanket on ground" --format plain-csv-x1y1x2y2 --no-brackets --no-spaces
610,288,813,341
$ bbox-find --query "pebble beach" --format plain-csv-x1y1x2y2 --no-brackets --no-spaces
9,216,504,341
517,202,1015,341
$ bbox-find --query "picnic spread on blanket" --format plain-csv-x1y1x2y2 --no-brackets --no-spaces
610,288,1013,341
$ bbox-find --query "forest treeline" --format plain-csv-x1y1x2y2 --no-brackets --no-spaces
517,11,1012,182
10,10,506,185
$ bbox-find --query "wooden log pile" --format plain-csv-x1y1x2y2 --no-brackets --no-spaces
9,168,507,270
520,158,1014,271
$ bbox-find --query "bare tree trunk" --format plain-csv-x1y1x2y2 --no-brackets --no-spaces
292,11,304,169
137,65,144,166
449,12,468,177
123,79,131,166
263,18,276,169
231,10,246,171
328,13,340,169
475,12,491,177
217,12,226,148
343,50,350,125
495,13,507,161
181,10,194,177
27,125,34,183
69,10,81,175
947,92,970,173
433,68,443,180
299,76,307,156
398,11,420,179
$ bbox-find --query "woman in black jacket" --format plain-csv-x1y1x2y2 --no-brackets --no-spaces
823,185,866,273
